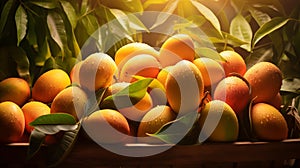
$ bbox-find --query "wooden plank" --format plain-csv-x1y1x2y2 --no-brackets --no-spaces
1,139,300,167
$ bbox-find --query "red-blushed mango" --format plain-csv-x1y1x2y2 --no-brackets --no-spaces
244,62,282,103
165,60,204,115
114,42,159,72
119,54,161,82
101,82,153,122
0,101,25,143
79,53,117,91
32,69,71,103
265,92,282,110
22,101,50,133
214,76,250,115
51,86,88,120
193,57,225,88
137,105,176,143
251,103,288,141
83,109,130,144
0,77,30,106
70,61,83,85
199,100,239,142
220,50,246,76
159,34,195,67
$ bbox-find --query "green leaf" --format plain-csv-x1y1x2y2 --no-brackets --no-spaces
100,78,153,109
100,0,143,13
47,124,81,167
150,0,179,29
84,87,107,117
0,46,30,81
110,9,130,32
80,14,99,36
127,13,149,32
252,17,289,49
15,5,27,46
54,56,77,73
281,78,300,95
10,46,30,80
30,0,58,9
47,12,67,57
0,0,14,35
26,12,37,46
245,44,273,68
36,36,51,66
29,113,77,126
133,76,165,92
60,1,77,29
230,14,252,51
147,111,199,144
34,124,78,135
221,32,249,47
143,0,169,9
249,7,271,26
27,129,46,160
190,0,222,36
39,57,58,75
195,47,226,61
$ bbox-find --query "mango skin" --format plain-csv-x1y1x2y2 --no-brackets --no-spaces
199,100,239,142
165,60,204,115
244,62,282,103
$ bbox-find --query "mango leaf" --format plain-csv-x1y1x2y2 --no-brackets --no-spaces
281,78,300,95
15,5,27,46
84,87,107,117
34,125,78,135
133,76,165,92
54,56,77,73
221,32,249,47
190,0,222,36
143,0,169,9
127,13,149,32
0,0,14,36
30,0,58,9
196,47,226,62
26,12,38,46
47,124,81,167
10,46,30,81
110,9,130,32
79,0,89,15
33,15,52,66
249,7,271,26
39,57,58,76
100,0,143,13
27,129,46,160
30,113,77,126
100,78,153,109
80,14,99,36
0,46,29,81
147,111,199,144
47,12,67,57
245,43,273,68
252,17,289,49
60,1,77,28
150,0,179,29
230,14,252,51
